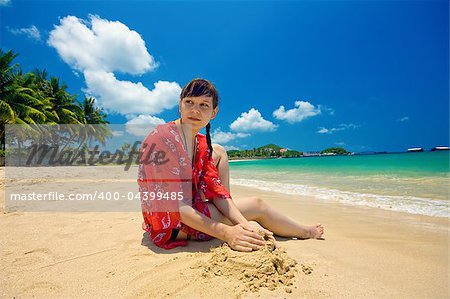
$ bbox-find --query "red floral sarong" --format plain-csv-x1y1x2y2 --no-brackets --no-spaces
137,122,231,249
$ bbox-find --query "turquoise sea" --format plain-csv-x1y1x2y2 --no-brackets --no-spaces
229,151,450,218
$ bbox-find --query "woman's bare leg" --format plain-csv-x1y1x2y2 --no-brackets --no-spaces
177,144,323,240
233,197,324,239
175,202,233,240
176,198,323,240
205,199,322,239
211,144,322,239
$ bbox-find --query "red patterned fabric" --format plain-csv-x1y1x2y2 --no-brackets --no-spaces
137,122,231,249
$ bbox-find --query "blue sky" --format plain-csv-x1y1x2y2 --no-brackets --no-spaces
1,0,448,152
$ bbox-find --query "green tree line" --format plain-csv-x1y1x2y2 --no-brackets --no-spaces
228,145,351,159
228,144,303,159
0,49,109,159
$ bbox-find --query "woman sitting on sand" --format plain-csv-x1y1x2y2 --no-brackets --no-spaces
138,78,324,251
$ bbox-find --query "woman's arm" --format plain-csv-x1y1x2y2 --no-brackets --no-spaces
200,143,273,246
212,197,248,225
178,202,266,251
211,144,251,225
209,144,272,230
178,202,229,240
212,144,230,192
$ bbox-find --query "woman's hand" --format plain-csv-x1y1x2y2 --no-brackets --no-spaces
245,221,273,238
224,223,267,252
245,221,278,247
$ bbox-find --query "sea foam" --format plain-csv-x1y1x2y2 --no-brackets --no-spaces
231,178,449,218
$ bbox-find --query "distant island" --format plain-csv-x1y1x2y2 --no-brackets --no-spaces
227,144,449,160
227,144,352,160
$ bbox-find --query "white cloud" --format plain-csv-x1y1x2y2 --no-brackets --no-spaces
111,130,124,137
0,0,11,6
223,145,240,151
318,105,335,116
211,128,250,144
7,25,41,41
230,108,278,132
48,15,181,115
317,127,330,134
273,101,321,124
48,15,157,74
83,70,181,115
317,123,360,134
125,115,165,137
396,116,409,122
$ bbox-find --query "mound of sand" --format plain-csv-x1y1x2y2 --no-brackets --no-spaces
199,233,306,296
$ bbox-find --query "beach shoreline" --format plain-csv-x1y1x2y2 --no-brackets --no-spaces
0,167,448,298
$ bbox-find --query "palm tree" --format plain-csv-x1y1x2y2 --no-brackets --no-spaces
121,142,131,154
0,49,18,127
80,96,110,143
31,69,60,125
1,51,50,163
0,49,112,165
30,69,82,124
0,50,22,152
80,97,108,125
67,97,111,162
1,51,48,133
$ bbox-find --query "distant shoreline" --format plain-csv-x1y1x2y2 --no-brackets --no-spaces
229,158,262,163
228,150,449,162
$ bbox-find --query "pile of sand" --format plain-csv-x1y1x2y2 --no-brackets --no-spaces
198,234,308,296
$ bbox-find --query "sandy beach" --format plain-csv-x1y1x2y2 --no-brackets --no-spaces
0,166,448,298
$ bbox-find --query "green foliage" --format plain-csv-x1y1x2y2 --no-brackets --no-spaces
228,144,295,159
321,147,349,155
228,144,348,159
260,143,280,150
0,49,110,153
281,150,302,157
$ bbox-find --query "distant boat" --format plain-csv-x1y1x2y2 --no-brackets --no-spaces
322,152,337,156
431,146,449,151
302,152,321,157
407,147,423,152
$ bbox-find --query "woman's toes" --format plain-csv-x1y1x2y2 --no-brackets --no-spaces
316,224,324,233
313,225,324,238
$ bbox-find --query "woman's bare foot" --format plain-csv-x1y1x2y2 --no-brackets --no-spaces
307,223,324,239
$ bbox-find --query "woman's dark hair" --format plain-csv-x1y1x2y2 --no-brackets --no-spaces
180,78,219,157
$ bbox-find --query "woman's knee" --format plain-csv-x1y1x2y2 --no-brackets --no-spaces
237,196,268,221
251,196,268,214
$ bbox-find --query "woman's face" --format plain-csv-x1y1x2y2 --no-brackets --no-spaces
179,95,218,131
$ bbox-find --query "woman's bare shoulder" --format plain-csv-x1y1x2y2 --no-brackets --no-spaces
212,143,227,154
